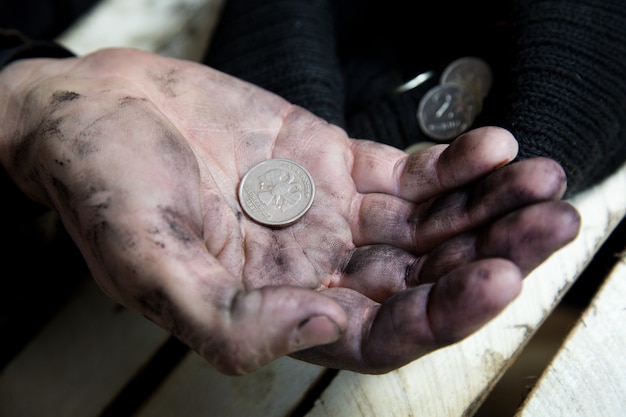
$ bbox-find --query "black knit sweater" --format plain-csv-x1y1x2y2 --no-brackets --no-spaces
205,0,626,197
2,0,626,197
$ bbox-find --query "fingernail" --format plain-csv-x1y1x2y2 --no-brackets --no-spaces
290,316,341,351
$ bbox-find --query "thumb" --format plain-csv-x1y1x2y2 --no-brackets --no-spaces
197,285,347,375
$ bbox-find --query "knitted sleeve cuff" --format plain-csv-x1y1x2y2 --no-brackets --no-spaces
503,0,626,195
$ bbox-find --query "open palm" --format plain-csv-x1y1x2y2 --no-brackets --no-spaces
0,49,580,375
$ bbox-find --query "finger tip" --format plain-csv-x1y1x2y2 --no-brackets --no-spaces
445,127,519,182
553,201,582,244
290,315,343,352
481,126,519,165
489,259,523,303
429,260,522,344
460,259,523,314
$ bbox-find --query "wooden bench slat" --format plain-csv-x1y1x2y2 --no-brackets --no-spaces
56,0,225,61
134,354,325,417
516,258,626,417
0,278,170,417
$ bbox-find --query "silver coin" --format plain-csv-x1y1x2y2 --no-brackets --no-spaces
238,158,315,227
440,56,493,99
417,83,480,142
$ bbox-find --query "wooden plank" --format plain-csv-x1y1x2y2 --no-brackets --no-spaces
0,277,170,417
516,258,626,417
305,162,626,417
56,0,225,61
134,354,326,417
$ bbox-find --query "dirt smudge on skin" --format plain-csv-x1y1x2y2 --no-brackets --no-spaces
158,205,196,246
267,234,290,271
148,68,181,98
51,90,82,106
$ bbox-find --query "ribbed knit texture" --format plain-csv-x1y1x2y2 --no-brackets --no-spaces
503,0,626,195
346,76,440,149
205,0,626,196
205,0,345,127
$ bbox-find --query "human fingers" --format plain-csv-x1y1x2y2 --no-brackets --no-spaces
352,156,568,252
413,200,581,283
349,126,518,201
333,245,417,303
334,199,578,308
293,259,522,374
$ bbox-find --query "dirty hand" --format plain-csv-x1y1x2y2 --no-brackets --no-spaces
0,48,580,375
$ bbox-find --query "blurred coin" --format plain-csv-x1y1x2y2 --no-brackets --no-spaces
394,70,436,94
417,83,480,142
440,56,493,99
405,141,437,154
238,159,315,227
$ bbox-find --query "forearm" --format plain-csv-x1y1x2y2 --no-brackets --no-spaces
502,0,626,196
